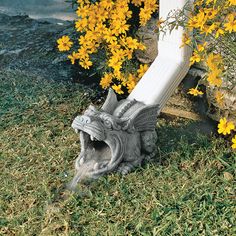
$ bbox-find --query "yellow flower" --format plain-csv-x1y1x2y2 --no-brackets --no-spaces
145,0,158,12
85,30,98,42
76,5,89,18
108,41,121,53
125,37,139,50
104,29,117,43
100,73,113,89
204,8,219,20
124,49,133,59
207,69,223,87
188,11,206,30
57,36,73,52
95,23,107,33
139,7,152,26
87,19,97,31
131,0,142,7
206,53,222,70
137,64,149,78
77,0,90,4
194,0,204,6
97,9,109,22
115,1,129,13
112,84,124,94
79,58,93,69
78,47,89,60
201,23,217,35
125,10,133,19
224,14,236,33
100,0,114,10
126,73,137,93
181,33,191,47
68,52,80,64
215,91,224,106
189,51,201,65
113,69,122,80
229,0,236,6
116,72,125,82
108,57,123,71
127,81,136,93
75,18,88,32
157,17,165,28
187,16,199,30
232,135,236,149
137,43,146,51
112,21,130,35
188,88,204,96
112,49,126,59
215,28,225,38
206,0,215,5
218,117,235,135
197,42,207,52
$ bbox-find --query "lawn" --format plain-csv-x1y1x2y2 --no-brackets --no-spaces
0,70,235,235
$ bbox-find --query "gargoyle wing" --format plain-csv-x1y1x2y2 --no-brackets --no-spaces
129,104,160,131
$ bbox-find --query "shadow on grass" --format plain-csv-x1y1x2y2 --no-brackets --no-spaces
156,119,217,155
135,117,234,178
139,118,232,171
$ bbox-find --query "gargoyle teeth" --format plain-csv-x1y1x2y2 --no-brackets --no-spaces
90,135,97,141
79,158,85,165
93,163,99,170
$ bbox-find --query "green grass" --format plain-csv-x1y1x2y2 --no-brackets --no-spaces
0,70,235,236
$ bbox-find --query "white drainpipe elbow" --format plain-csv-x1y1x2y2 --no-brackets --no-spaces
128,0,193,109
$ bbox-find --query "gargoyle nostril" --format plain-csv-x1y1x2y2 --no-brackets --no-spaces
79,115,91,124
85,117,91,123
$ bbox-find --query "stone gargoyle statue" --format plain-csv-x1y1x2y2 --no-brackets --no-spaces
67,0,193,190
69,89,159,189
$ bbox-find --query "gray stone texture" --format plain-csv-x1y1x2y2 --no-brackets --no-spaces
69,89,159,189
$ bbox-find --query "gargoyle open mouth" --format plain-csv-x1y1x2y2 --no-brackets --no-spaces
69,115,125,188
77,131,113,173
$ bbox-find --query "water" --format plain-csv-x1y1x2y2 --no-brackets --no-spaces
67,160,97,191
0,0,76,21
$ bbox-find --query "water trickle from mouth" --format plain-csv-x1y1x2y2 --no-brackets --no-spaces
67,160,97,191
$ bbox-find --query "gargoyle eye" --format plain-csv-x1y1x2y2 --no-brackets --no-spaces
104,119,112,127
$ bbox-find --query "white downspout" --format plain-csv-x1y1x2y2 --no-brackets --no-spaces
128,0,193,109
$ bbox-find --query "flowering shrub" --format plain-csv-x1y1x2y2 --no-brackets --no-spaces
188,0,236,149
159,0,236,96
57,0,158,94
159,0,235,149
